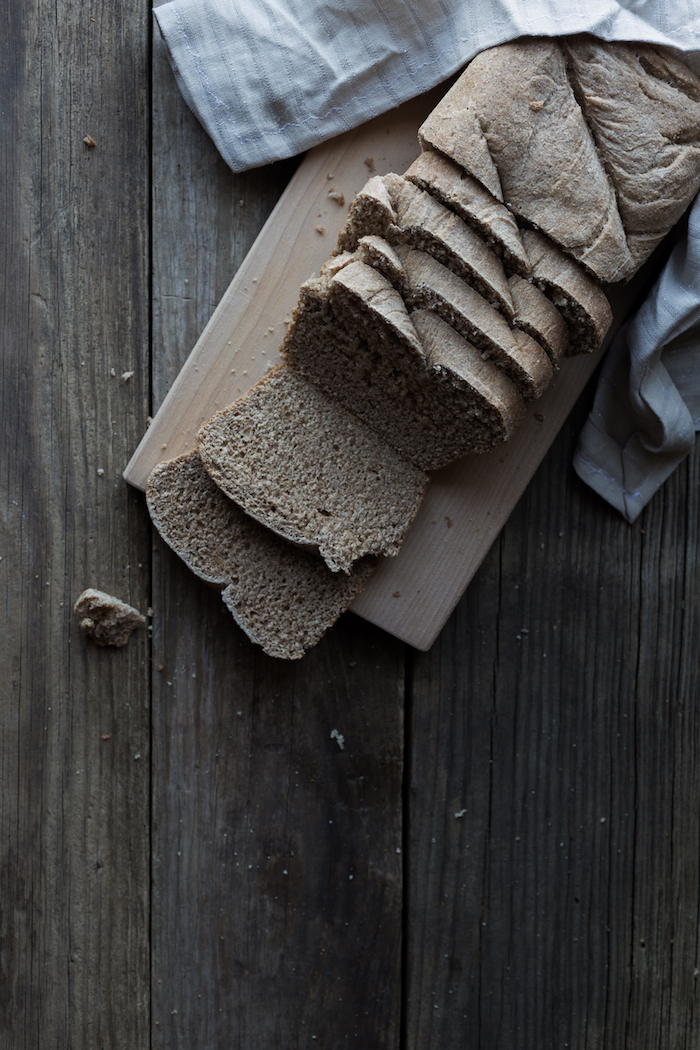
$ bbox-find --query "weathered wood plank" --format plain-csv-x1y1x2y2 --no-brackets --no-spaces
406,388,700,1048
0,0,151,1046
150,27,406,1047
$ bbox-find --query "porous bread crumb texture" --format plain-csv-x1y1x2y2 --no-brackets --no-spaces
197,365,428,574
73,588,145,647
147,451,376,659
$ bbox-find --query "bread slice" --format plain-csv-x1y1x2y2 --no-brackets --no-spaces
281,260,525,467
419,38,634,284
394,246,552,399
508,274,569,365
410,307,527,435
335,175,397,250
522,230,612,355
146,450,376,659
338,238,551,399
564,36,700,270
336,173,515,318
197,364,429,574
404,149,531,277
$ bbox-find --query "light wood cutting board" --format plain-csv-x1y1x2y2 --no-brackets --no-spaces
124,85,650,651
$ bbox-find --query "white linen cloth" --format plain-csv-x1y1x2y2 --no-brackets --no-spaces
154,0,700,520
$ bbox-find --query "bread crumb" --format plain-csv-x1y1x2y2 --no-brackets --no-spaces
328,188,345,206
101,734,111,741
315,225,325,235
83,134,97,147
521,627,529,634
330,728,345,751
110,367,116,377
348,661,356,667
74,588,145,647
454,808,467,818
158,664,164,671
326,172,335,180
530,100,544,112
122,371,134,381
364,156,375,172
97,468,104,476
534,412,545,423
445,516,452,528
392,590,401,598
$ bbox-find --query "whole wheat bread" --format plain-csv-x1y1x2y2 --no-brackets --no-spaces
564,35,700,270
197,364,429,574
418,38,635,284
147,450,377,658
404,149,532,277
281,260,526,467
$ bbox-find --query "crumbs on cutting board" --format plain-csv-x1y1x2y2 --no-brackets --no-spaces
328,188,345,206
315,225,325,235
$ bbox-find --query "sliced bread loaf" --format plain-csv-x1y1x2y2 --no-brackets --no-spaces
281,260,525,467
522,230,612,355
404,149,531,277
394,246,552,399
197,364,429,574
146,450,376,659
336,238,551,399
336,173,515,318
418,38,635,284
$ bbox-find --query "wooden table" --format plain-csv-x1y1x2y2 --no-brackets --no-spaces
3,6,700,1047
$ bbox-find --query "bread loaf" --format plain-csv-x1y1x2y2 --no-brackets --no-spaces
147,35,700,658
418,37,635,284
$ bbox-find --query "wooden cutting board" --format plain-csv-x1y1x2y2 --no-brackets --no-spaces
124,85,648,651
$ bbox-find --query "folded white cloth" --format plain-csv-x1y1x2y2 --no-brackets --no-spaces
154,0,700,521
154,0,700,172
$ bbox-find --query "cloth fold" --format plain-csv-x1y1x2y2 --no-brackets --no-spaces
154,0,700,521
154,0,700,172
573,195,700,522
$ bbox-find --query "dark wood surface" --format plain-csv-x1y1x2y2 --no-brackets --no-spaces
3,6,700,1047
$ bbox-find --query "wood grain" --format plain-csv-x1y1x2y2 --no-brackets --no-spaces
405,391,700,1048
7,5,700,1047
0,0,151,1046
150,26,406,1047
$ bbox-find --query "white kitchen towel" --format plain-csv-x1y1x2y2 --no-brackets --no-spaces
573,195,700,523
153,0,700,173
154,0,700,522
